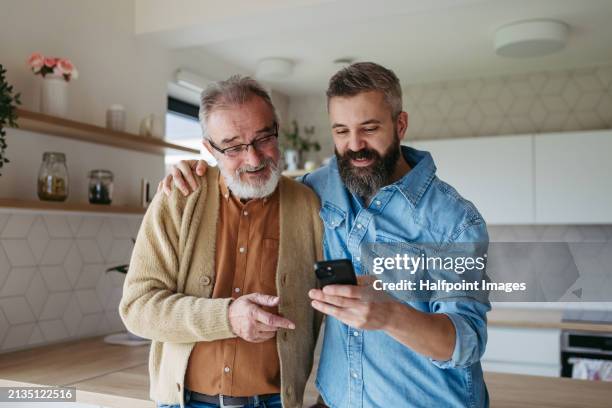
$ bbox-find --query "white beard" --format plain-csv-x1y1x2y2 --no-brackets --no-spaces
218,158,281,200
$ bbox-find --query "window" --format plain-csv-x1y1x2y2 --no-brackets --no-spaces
165,97,216,174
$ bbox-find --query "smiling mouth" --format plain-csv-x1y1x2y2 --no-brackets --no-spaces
243,166,267,175
350,157,375,167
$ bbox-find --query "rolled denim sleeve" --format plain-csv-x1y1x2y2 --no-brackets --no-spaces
430,221,491,369
430,300,490,368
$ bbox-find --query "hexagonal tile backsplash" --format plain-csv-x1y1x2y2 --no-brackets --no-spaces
0,211,143,353
405,65,612,140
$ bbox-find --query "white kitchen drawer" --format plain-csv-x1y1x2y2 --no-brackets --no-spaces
483,327,561,366
482,361,560,377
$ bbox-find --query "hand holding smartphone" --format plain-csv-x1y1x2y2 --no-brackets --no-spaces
314,259,357,287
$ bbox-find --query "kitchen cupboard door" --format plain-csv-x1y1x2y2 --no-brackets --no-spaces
534,130,612,224
409,135,535,225
482,327,561,377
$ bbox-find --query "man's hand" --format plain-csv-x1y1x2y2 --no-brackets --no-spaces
228,293,295,343
310,276,456,360
157,159,208,197
308,276,395,330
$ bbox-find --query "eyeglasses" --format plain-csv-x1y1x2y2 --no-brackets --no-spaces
208,124,279,158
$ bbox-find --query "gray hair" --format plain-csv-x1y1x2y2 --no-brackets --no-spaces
326,62,402,120
198,75,278,139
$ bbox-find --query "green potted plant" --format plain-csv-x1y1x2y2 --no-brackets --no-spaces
282,120,320,171
0,64,21,176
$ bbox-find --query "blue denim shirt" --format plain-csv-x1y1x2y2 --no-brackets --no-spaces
300,146,490,408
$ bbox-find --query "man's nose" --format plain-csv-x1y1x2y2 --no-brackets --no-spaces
347,133,367,152
243,144,263,166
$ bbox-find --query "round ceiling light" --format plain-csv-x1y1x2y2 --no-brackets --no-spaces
494,19,569,58
333,57,354,68
255,58,294,80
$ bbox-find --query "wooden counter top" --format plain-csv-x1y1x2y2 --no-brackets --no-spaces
489,308,612,332
0,336,152,408
486,372,612,408
1,335,611,407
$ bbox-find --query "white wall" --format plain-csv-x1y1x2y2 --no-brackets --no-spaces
0,0,174,205
1,0,171,136
0,0,293,204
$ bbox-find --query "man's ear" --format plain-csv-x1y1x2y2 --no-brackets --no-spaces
396,111,409,141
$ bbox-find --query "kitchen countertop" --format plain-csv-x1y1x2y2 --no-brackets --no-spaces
0,336,153,408
1,336,612,408
488,308,612,332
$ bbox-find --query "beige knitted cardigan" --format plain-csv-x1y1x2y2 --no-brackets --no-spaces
119,167,323,408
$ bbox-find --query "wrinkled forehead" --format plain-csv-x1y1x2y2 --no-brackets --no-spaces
207,97,276,144
328,91,393,125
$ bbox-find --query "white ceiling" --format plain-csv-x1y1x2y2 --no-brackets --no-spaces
141,0,612,96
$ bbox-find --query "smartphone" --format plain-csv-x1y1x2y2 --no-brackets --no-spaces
314,259,357,287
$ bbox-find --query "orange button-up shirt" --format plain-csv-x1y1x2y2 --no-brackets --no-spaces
185,174,281,397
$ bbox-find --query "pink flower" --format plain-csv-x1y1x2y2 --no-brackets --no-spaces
56,59,74,75
44,57,57,68
27,52,44,72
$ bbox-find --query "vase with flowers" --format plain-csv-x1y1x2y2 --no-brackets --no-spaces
27,52,78,118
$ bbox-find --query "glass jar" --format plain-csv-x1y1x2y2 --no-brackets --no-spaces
88,169,114,204
37,152,69,201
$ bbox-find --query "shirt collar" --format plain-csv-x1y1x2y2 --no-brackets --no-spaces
391,145,437,207
325,145,437,210
219,172,231,201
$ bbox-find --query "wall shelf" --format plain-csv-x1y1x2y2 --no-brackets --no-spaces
0,198,146,215
12,109,199,156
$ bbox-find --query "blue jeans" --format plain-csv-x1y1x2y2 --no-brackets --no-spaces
157,389,282,408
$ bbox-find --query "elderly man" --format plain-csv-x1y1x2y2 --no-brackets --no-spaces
163,62,491,408
120,76,323,408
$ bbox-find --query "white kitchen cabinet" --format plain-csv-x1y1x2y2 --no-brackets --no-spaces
534,130,612,224
409,135,535,225
482,327,561,377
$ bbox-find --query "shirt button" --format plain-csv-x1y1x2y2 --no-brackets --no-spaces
243,211,248,216
353,331,359,336
352,371,358,379
356,257,361,262
234,287,240,293
356,223,363,229
199,276,211,285
375,200,381,206
224,194,229,199
224,366,231,373
239,247,246,253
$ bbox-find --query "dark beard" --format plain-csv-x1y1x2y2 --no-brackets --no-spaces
335,137,401,199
